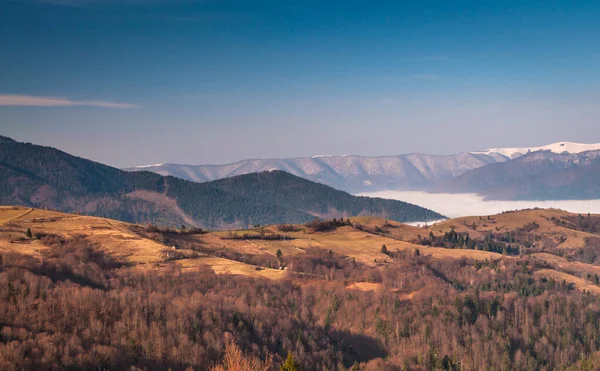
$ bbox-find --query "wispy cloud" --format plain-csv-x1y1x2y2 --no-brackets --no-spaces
16,0,110,6
0,94,139,108
410,74,441,81
19,0,201,6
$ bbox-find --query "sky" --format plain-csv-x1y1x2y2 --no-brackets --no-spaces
1,0,600,168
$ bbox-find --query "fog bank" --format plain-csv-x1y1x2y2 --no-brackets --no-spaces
360,191,600,219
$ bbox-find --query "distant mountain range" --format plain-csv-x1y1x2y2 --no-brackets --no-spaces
125,142,600,199
125,152,507,193
0,136,443,228
442,149,600,200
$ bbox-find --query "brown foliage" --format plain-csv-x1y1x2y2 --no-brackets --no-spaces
211,337,273,371
0,236,599,370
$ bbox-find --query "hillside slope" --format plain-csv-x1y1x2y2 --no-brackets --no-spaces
208,170,442,221
0,136,443,228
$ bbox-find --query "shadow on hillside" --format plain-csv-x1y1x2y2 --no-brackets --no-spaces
329,330,388,366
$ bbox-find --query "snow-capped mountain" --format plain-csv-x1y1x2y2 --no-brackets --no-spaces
124,142,600,195
471,142,600,159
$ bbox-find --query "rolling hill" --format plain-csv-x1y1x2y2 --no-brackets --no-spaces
0,136,443,228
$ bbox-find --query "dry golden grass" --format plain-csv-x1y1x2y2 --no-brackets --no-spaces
0,206,34,224
396,285,440,301
286,226,506,264
532,253,600,276
534,269,600,295
418,247,506,260
3,207,594,283
0,209,165,264
350,216,428,242
177,257,285,279
0,207,284,279
100,217,508,270
346,282,382,292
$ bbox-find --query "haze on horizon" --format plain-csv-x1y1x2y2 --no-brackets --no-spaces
362,191,600,221
1,0,600,168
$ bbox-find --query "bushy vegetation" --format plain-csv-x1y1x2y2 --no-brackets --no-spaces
554,214,600,234
305,218,352,232
225,233,294,241
414,228,521,255
278,224,302,232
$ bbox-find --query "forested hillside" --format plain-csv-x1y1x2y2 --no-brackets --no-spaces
1,207,600,370
0,136,443,228
208,170,441,222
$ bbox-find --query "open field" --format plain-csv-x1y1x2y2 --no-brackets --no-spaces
0,207,165,264
350,216,428,241
0,207,279,277
0,206,35,224
176,256,286,279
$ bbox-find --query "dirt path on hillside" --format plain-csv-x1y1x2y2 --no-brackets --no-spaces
245,239,278,257
103,219,134,235
3,208,34,225
283,239,305,252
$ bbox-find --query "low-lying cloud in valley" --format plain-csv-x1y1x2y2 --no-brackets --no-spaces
360,191,600,219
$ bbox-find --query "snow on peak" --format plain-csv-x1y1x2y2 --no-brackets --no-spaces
471,142,600,159
311,154,351,158
133,163,164,169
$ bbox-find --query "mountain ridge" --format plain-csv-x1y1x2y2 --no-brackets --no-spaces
443,149,600,200
0,136,444,228
125,141,600,194
125,152,505,193
471,141,600,159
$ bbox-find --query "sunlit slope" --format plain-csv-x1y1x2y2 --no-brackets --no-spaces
0,206,284,279
3,206,600,295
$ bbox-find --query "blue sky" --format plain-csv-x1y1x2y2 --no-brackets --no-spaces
1,0,599,167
